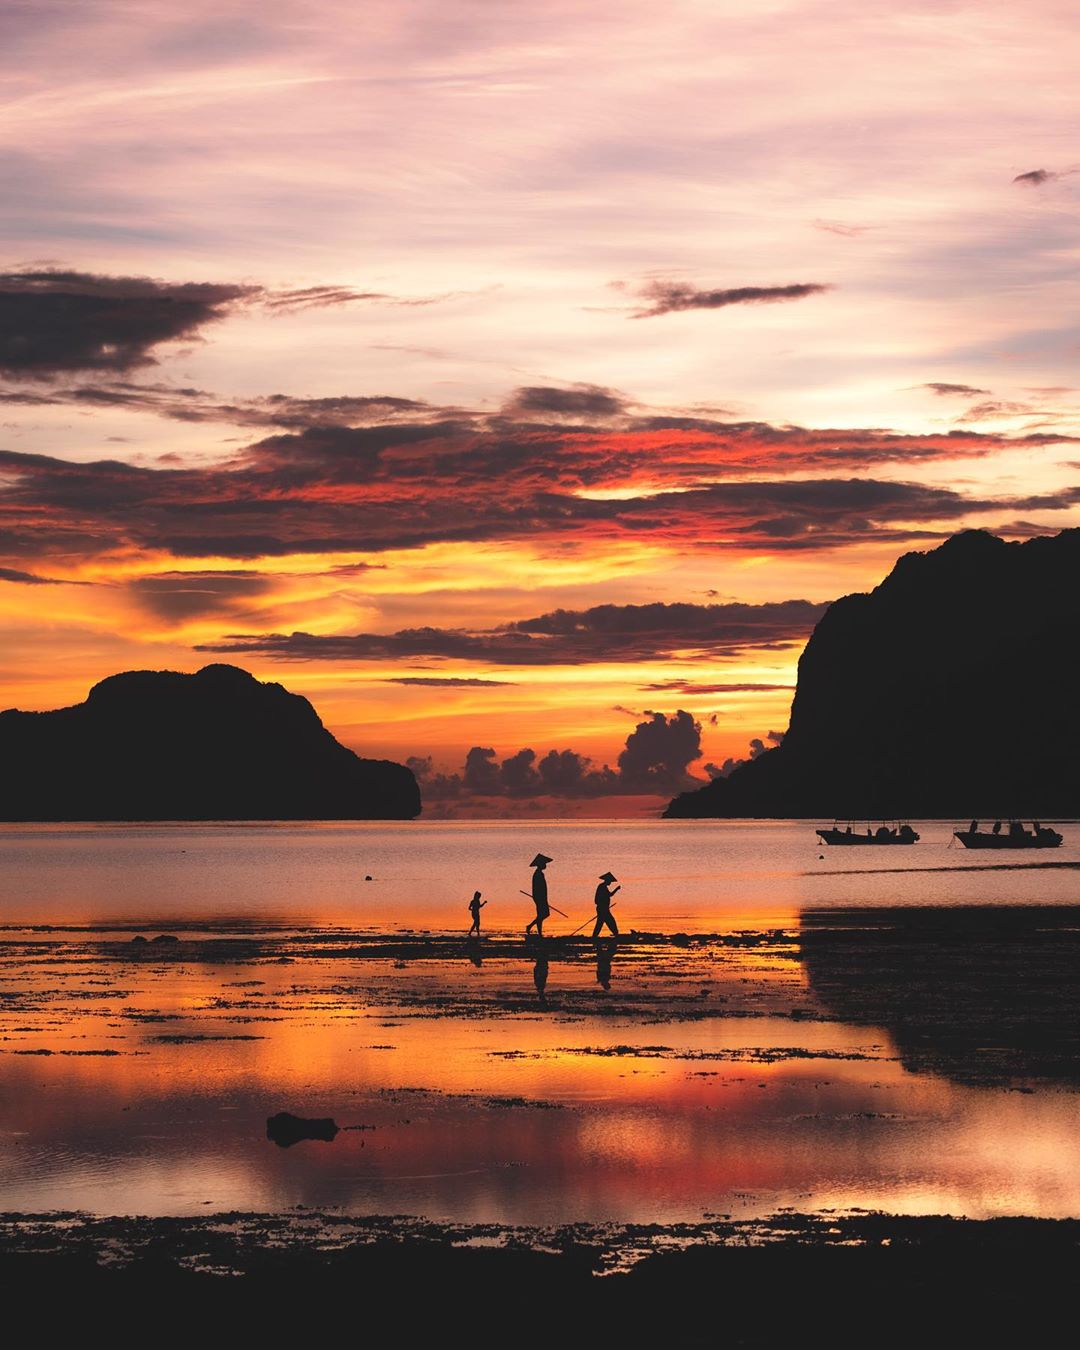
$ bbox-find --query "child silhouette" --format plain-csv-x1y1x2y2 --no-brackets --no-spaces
468,890,486,937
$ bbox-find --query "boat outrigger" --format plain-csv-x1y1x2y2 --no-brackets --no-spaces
816,821,920,846
954,820,1064,849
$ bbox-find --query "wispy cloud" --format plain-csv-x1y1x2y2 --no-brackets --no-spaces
11,380,437,430
812,219,873,237
386,676,517,687
624,279,831,319
641,681,796,694
1012,167,1078,186
264,285,480,313
922,382,991,397
0,565,77,585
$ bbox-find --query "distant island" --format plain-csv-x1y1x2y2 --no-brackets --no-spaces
0,663,421,821
665,528,1080,819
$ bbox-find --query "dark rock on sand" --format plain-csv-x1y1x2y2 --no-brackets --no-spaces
0,663,421,821
666,528,1080,818
266,1112,340,1148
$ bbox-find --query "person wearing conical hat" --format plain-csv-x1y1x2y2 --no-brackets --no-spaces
591,870,620,939
525,853,552,937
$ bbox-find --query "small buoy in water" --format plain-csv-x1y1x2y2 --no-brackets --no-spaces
365,875,373,881
819,854,824,860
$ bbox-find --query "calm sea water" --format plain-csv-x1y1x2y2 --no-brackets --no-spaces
2,820,1079,1229
3,819,1079,930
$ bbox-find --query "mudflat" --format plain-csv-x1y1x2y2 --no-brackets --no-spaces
4,824,1080,1344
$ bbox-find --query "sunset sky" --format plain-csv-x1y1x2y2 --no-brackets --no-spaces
2,0,1078,813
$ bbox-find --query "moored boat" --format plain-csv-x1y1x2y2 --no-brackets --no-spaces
816,821,920,846
954,820,1063,849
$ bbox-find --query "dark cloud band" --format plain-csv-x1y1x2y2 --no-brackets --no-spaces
2,418,1072,569
197,598,828,666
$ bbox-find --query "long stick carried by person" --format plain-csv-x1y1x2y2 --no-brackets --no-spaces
567,902,617,937
518,889,568,918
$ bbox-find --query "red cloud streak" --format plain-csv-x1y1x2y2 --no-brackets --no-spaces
1,418,1073,567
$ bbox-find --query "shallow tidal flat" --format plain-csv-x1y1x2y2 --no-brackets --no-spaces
3,907,1080,1234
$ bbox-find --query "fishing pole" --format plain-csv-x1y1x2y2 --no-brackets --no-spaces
518,889,569,918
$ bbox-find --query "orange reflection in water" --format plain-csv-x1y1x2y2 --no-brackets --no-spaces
4,915,1080,1227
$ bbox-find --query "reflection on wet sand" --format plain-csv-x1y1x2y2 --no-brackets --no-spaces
801,905,1080,1087
3,913,1080,1231
596,938,616,990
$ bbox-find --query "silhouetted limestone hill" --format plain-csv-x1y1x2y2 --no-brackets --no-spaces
0,663,421,821
665,528,1080,818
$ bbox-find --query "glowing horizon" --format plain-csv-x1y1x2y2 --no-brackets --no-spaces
2,1,1079,812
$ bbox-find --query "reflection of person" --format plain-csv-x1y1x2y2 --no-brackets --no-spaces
595,939,616,990
525,854,552,936
468,890,486,937
533,952,549,1003
592,871,620,938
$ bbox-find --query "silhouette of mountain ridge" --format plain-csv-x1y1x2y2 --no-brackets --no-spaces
0,663,421,820
665,528,1080,818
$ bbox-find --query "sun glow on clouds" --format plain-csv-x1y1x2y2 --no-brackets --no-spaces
2,0,1080,804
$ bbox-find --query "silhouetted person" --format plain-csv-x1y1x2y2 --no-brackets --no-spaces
525,853,552,936
592,871,620,938
533,952,549,1003
970,820,978,834
1009,819,1024,838
992,820,1002,835
595,939,616,990
468,889,486,937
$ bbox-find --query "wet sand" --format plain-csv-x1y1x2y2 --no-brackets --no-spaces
4,906,1080,1341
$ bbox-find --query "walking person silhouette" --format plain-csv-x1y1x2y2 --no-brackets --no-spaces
592,871,620,938
467,890,486,937
525,853,552,937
